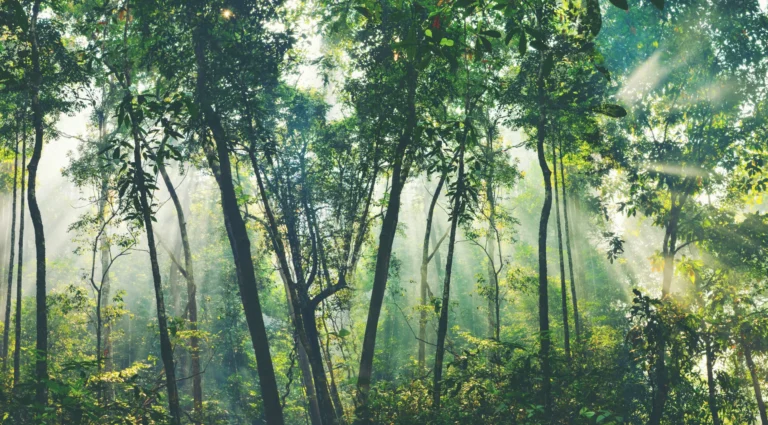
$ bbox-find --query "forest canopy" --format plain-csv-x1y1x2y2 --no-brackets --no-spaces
0,0,767,424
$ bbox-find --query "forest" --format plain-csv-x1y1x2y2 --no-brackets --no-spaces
0,0,767,423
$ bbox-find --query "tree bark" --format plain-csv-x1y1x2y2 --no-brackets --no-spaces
29,0,49,405
705,336,721,425
552,139,570,361
433,145,465,411
2,131,19,369
356,57,417,410
125,95,182,425
158,161,203,422
558,141,580,342
419,174,446,368
277,267,322,425
535,30,553,414
248,149,338,425
193,22,284,425
744,338,768,425
12,132,26,387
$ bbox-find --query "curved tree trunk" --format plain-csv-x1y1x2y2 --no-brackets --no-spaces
158,161,203,422
356,55,417,411
12,133,26,387
193,22,284,425
29,0,49,405
552,139,570,361
705,336,721,425
419,174,446,368
535,34,553,415
278,267,322,425
559,141,580,342
744,338,768,425
126,97,182,425
433,145,465,411
2,133,19,369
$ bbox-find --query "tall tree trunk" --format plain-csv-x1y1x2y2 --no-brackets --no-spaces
433,145,465,411
168,241,182,317
419,174,446,368
558,141,580,342
744,338,768,425
705,336,721,425
571,197,588,304
98,178,113,400
648,324,668,425
486,225,498,341
158,161,203,422
535,35,553,414
320,302,345,421
484,125,500,341
278,268,322,425
249,150,337,425
2,133,19,369
29,0,49,405
661,198,680,298
650,196,681,425
125,96,182,425
193,23,284,425
12,134,26,387
552,139,570,361
356,57,417,409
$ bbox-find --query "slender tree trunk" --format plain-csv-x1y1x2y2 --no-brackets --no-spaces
419,174,446,368
2,134,19,369
29,0,49,405
249,149,337,425
125,97,182,425
356,58,417,409
98,178,113,400
320,304,345,422
193,23,284,425
278,268,322,425
535,41,553,415
661,200,680,298
559,141,580,342
168,242,182,317
650,199,681,425
571,197,588,304
433,145,465,411
0,199,8,312
552,139,570,361
486,227,499,341
705,336,721,425
158,161,203,422
12,135,25,387
648,324,668,425
744,338,768,425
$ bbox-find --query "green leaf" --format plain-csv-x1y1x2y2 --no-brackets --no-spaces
425,29,433,38
608,0,629,10
337,329,351,338
518,31,527,56
353,6,372,18
649,0,664,10
440,38,455,47
479,36,493,52
594,104,628,118
480,30,502,38
584,0,603,38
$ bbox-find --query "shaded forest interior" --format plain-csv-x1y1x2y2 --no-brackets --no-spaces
0,0,768,424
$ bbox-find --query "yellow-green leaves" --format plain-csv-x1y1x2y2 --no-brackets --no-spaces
594,104,628,118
